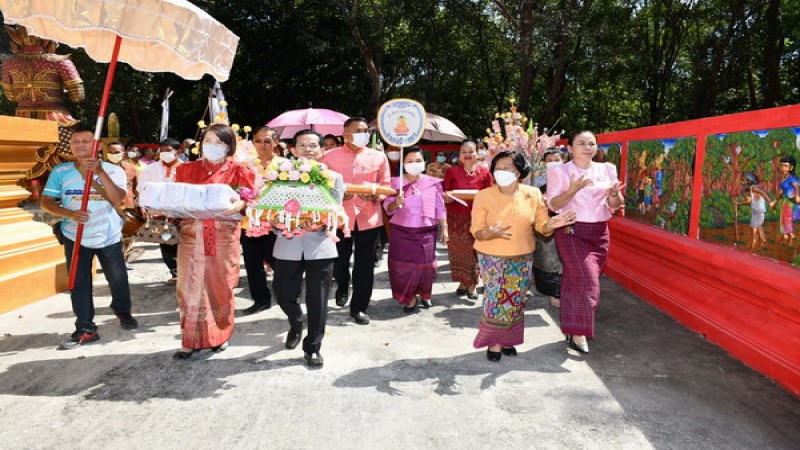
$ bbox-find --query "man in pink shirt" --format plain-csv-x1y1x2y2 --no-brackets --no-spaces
321,117,391,325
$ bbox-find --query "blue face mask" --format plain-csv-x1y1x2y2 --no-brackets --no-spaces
436,155,447,163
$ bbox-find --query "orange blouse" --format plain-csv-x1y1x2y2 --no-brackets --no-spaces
470,184,552,257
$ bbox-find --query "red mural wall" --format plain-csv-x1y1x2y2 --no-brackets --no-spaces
597,104,800,396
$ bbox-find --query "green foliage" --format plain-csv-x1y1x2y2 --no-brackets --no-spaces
0,1,798,143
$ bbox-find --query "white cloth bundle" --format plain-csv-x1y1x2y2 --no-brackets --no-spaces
140,182,241,220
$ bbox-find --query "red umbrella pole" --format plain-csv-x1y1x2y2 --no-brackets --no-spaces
67,35,123,289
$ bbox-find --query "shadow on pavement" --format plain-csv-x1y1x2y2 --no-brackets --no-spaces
332,341,572,396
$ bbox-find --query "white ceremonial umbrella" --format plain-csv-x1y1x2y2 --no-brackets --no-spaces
0,0,239,288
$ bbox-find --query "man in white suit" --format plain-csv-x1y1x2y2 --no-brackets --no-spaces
273,130,344,368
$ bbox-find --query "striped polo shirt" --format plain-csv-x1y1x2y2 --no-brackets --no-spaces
43,162,126,248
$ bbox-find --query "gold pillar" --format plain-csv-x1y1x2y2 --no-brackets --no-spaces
0,116,65,313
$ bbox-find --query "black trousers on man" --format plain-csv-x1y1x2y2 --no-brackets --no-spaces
274,257,334,354
240,231,276,307
159,243,178,277
334,226,380,315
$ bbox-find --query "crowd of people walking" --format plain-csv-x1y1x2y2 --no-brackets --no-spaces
43,119,624,367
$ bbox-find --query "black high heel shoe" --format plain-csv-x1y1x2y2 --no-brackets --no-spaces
486,349,502,361
501,347,517,356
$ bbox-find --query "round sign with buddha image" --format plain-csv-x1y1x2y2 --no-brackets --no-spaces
377,99,426,147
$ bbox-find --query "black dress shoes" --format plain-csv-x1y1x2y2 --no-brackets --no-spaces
420,299,432,309
351,311,370,325
242,303,271,316
455,287,467,296
501,347,517,356
172,349,198,360
486,349,502,361
211,342,229,352
335,288,349,307
466,292,478,301
285,328,302,349
304,352,324,367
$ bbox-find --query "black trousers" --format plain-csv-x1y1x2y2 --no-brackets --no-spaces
159,243,178,277
240,230,276,306
274,257,334,354
334,226,380,315
64,239,131,332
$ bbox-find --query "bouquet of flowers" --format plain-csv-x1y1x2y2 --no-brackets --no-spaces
244,158,349,240
483,98,564,181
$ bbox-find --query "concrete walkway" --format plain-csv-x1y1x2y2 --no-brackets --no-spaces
1,242,798,450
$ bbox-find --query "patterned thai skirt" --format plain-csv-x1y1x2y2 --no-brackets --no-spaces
472,253,532,348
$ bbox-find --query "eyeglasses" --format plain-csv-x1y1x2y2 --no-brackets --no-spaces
253,139,273,144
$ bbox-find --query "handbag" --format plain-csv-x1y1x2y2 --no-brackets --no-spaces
135,216,181,245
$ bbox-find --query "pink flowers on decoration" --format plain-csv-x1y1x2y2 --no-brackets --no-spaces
265,170,279,181
284,199,301,215
288,170,301,181
237,187,257,203
279,161,293,172
298,162,313,173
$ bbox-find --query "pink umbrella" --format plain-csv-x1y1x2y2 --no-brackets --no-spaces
267,108,350,139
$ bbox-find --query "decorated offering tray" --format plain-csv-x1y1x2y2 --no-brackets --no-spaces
345,183,397,196
244,158,349,239
139,182,242,220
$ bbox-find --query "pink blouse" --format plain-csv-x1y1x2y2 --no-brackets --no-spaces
546,161,618,223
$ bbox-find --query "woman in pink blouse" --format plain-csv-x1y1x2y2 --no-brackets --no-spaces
546,131,624,354
384,147,447,313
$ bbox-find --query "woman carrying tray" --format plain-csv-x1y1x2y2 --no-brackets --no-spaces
384,146,447,313
171,123,255,360
443,141,493,300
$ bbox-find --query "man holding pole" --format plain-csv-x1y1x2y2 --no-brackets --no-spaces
41,127,138,349
321,117,391,325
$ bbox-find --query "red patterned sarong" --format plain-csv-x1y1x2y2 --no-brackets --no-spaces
177,219,241,349
446,212,479,286
555,222,609,338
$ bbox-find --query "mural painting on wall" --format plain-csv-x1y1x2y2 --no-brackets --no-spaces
699,128,800,267
596,143,621,168
625,138,696,235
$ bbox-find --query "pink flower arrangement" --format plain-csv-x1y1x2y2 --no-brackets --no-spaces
246,224,272,237
288,170,301,181
298,162,313,173
265,170,279,181
279,161,293,172
237,187,258,203
284,199,301,215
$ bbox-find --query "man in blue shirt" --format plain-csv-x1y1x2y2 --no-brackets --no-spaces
41,127,139,349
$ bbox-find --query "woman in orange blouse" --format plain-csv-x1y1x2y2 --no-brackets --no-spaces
470,151,575,361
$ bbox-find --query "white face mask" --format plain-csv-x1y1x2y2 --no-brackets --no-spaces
203,143,228,162
107,153,123,164
404,161,426,175
477,150,487,158
160,151,177,164
387,151,401,161
127,151,138,159
494,170,518,187
350,132,370,148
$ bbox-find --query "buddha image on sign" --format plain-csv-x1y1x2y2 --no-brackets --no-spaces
394,115,410,134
